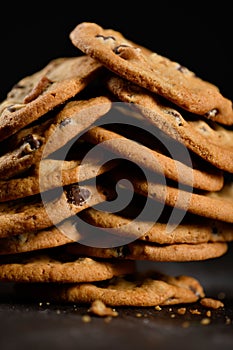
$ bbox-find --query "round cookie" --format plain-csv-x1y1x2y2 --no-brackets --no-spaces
0,181,114,238
0,252,135,283
82,125,224,191
80,208,233,244
0,95,112,180
0,55,103,141
13,271,205,306
0,224,73,255
69,22,233,125
0,146,118,202
65,240,228,262
106,75,233,173
110,164,233,223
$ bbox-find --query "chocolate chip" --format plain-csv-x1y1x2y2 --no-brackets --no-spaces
205,109,218,119
59,118,71,128
7,104,25,112
12,83,25,89
65,184,91,206
113,44,130,55
95,34,116,41
166,110,183,126
19,134,42,156
116,245,130,258
177,65,190,74
22,134,41,150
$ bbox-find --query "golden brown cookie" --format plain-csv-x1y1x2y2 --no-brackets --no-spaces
109,164,233,223
0,224,73,255
0,251,135,283
0,55,103,141
80,208,233,245
82,125,224,191
13,270,205,306
106,75,233,173
65,240,228,262
0,145,118,202
0,95,112,180
69,22,233,125
0,180,114,238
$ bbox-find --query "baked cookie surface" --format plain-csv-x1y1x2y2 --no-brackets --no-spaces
0,55,103,141
70,22,233,125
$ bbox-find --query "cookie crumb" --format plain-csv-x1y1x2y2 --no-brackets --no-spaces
82,314,92,323
136,312,143,318
155,306,162,311
88,299,118,317
170,314,176,318
200,297,224,309
190,309,201,315
200,318,211,325
177,307,186,315
225,316,231,325
206,310,211,317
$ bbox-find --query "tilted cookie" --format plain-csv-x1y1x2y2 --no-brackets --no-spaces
82,125,223,191
110,165,233,223
0,95,112,180
0,251,135,283
0,224,74,255
4,209,231,256
0,180,114,238
79,208,233,244
106,75,233,173
69,22,233,125
0,55,103,141
65,240,228,262
13,270,205,306
0,145,118,202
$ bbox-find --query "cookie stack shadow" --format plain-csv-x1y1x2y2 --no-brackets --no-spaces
0,21,232,310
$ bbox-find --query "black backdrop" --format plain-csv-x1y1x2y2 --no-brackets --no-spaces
1,3,232,102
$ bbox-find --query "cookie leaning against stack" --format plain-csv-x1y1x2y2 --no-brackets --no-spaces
0,21,232,309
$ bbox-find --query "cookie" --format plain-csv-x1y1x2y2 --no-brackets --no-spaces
0,55,103,141
0,95,112,180
80,208,233,245
106,75,233,173
82,125,224,191
0,145,118,202
108,155,233,223
13,270,205,306
69,22,233,125
0,224,73,255
65,240,228,262
0,250,135,283
0,180,114,238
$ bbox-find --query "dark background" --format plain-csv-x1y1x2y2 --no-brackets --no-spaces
0,3,232,103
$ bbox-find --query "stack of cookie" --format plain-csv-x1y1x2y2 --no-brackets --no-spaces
0,22,232,309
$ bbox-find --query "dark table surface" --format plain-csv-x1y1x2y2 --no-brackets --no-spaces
0,243,233,350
